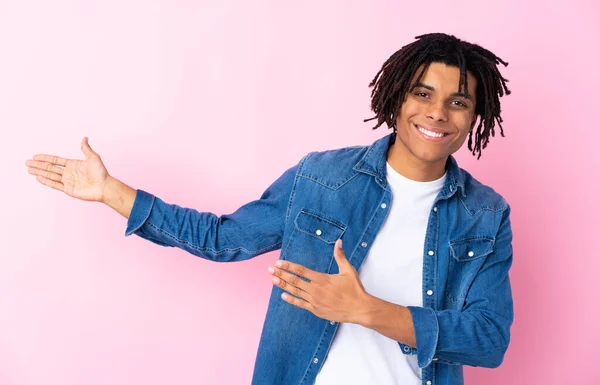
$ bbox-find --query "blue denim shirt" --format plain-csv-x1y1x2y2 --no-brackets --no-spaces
125,133,514,385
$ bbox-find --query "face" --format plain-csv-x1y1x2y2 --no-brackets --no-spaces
392,62,478,173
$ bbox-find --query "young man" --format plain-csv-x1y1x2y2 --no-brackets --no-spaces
25,33,513,385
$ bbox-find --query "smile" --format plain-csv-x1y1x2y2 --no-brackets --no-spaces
414,124,450,141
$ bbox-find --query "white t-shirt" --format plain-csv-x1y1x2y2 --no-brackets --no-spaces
314,162,446,385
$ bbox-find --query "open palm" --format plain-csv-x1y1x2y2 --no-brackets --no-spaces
25,137,110,202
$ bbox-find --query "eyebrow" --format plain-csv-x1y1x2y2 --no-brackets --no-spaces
413,82,473,100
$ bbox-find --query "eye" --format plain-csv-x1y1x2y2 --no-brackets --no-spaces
451,100,468,108
415,92,429,98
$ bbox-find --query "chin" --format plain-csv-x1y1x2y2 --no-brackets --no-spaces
410,148,448,163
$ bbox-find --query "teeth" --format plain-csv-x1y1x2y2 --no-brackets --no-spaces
417,125,446,138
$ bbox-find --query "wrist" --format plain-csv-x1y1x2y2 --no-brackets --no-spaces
100,175,137,219
101,175,119,205
355,293,378,327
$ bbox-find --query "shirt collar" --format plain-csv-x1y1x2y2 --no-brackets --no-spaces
353,132,466,198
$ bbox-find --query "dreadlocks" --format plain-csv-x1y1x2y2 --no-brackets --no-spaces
364,33,511,159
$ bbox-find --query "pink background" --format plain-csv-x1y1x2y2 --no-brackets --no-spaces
1,0,598,384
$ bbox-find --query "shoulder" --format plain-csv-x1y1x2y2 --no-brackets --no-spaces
458,167,510,214
296,144,368,189
302,144,369,165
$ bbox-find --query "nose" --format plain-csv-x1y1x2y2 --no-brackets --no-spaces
426,101,448,122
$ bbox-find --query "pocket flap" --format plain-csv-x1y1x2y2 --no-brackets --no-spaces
294,210,346,244
449,238,495,262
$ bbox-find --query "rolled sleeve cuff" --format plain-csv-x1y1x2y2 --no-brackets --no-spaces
407,306,439,368
125,189,156,236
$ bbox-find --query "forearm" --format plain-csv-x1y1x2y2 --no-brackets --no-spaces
358,294,417,348
125,189,291,260
358,295,509,368
101,175,137,219
122,159,302,260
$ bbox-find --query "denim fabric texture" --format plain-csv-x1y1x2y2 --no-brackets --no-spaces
125,133,514,385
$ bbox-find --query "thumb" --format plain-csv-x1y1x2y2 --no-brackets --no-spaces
333,239,350,272
81,137,96,158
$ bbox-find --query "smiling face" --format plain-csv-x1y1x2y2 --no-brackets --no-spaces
388,62,478,181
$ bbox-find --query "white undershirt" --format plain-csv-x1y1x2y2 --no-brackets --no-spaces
314,162,446,385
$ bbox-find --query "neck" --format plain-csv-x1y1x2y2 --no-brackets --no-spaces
386,140,448,182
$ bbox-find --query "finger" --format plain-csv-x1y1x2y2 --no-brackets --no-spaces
333,239,351,272
81,137,96,158
270,267,312,296
35,174,64,192
31,154,68,167
281,292,312,312
273,275,310,300
275,260,323,283
334,239,345,258
25,160,64,175
28,167,63,182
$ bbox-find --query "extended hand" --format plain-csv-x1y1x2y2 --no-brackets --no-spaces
268,239,371,324
25,137,110,202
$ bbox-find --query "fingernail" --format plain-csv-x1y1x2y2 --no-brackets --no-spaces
268,267,275,274
275,260,283,267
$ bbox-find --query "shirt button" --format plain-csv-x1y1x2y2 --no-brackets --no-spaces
361,242,367,248
315,229,322,236
381,203,387,209
403,346,410,352
433,207,438,212
426,381,432,385
330,321,335,325
427,290,433,296
428,250,434,256
313,357,319,364
468,251,474,257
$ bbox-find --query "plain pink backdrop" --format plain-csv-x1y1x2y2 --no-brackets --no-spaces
1,0,599,384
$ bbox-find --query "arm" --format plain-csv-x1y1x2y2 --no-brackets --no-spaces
25,137,305,263
359,297,417,347
101,176,136,219
360,205,514,369
120,157,306,262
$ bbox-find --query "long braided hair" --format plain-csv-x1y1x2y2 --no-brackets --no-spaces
364,33,511,159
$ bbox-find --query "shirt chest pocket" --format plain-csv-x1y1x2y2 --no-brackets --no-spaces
281,209,347,275
444,237,495,308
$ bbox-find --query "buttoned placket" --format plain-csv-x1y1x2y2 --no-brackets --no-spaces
419,185,459,385
418,198,441,385
300,186,393,384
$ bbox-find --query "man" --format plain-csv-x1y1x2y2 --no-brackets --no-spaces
25,33,513,385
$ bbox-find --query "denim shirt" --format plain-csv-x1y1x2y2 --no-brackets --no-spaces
125,133,514,385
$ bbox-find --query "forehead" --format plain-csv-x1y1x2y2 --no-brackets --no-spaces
411,62,477,95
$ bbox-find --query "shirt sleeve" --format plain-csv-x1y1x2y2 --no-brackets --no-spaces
124,154,309,262
408,204,514,368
